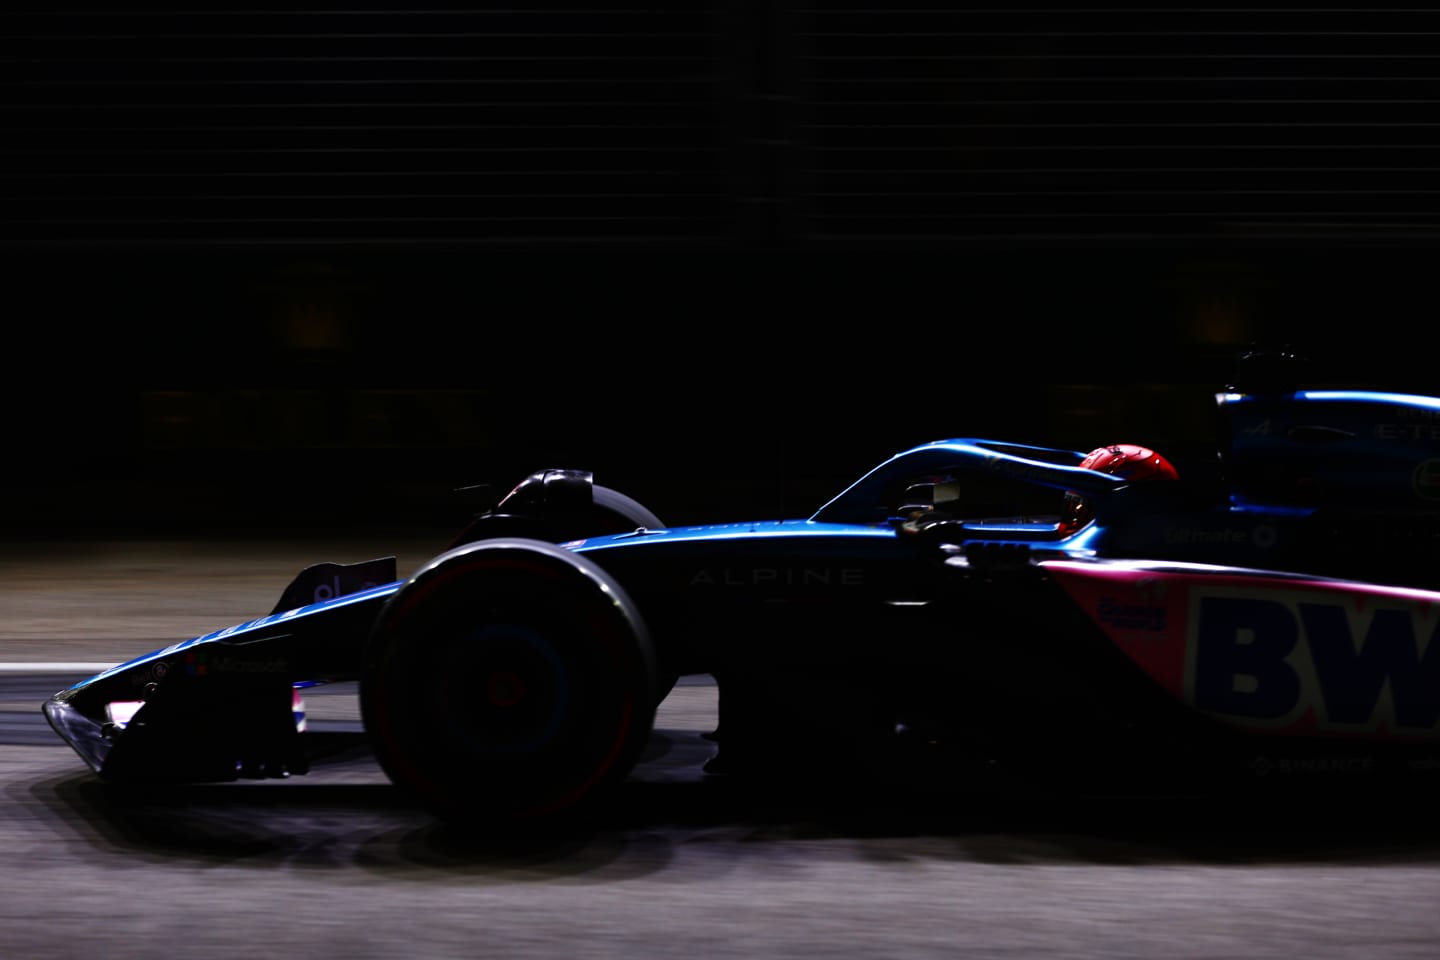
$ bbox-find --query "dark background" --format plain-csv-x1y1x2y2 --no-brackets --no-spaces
4,1,1439,537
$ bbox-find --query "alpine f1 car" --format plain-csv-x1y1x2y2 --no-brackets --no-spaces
43,352,1440,832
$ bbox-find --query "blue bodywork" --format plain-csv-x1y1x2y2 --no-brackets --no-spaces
1220,389,1440,512
42,377,1440,809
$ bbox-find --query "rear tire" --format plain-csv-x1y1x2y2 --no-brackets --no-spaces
360,538,657,835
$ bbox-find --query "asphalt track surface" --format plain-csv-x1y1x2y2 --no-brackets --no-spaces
7,535,1440,959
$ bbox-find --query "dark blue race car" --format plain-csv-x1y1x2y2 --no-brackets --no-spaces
44,352,1440,833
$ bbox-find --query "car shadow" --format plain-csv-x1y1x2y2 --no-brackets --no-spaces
29,725,1440,869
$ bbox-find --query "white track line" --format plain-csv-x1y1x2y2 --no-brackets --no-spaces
0,663,118,674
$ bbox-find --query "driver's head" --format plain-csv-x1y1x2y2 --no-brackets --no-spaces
1077,443,1178,481
1060,443,1178,534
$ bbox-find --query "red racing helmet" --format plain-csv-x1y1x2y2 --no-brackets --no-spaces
1076,443,1179,482
1060,443,1178,534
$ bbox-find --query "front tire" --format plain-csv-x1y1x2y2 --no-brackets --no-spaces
360,538,657,834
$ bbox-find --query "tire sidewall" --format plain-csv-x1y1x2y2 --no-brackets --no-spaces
361,539,657,828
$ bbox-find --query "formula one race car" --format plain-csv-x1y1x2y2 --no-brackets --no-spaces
43,351,1440,833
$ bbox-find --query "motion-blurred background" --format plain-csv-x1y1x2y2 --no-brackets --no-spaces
4,2,1438,538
